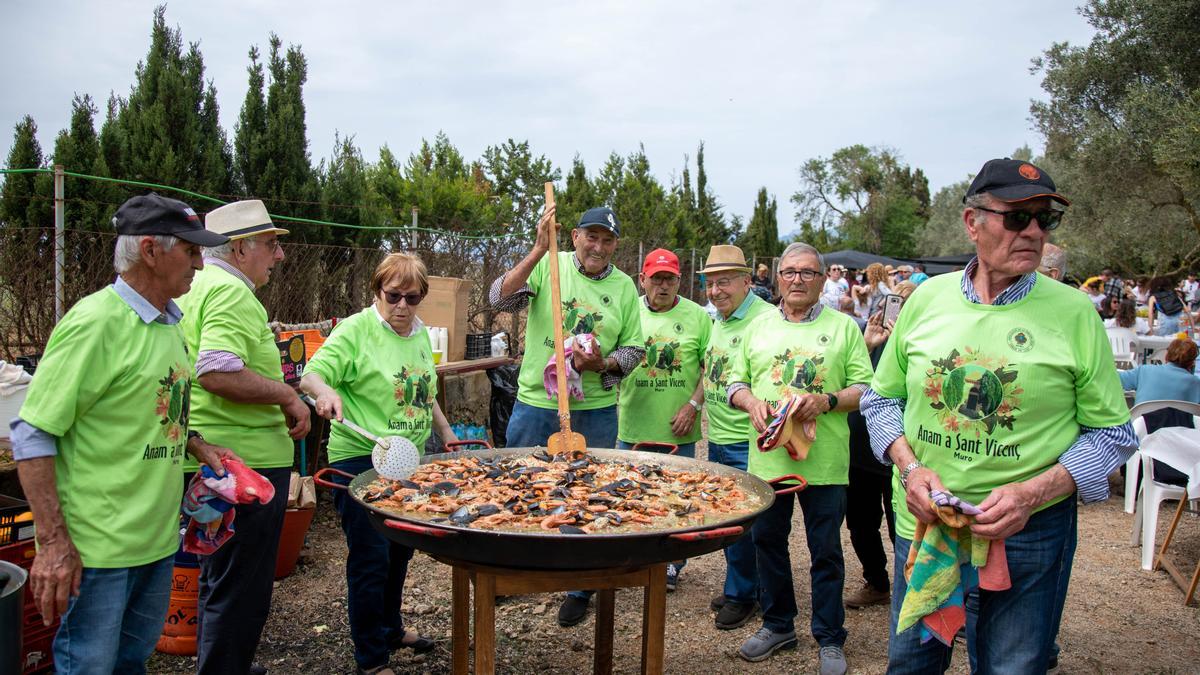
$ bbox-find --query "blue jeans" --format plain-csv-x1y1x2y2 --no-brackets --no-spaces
53,555,174,675
752,484,847,646
615,439,696,458
507,400,618,449
331,455,416,670
886,497,1077,675
1155,313,1182,336
708,441,759,603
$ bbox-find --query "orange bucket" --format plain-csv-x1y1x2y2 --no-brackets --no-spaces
274,507,315,580
156,564,199,653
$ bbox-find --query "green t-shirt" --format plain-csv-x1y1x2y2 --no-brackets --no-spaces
305,308,439,463
871,272,1130,539
516,252,643,411
729,307,873,485
702,294,775,445
19,287,192,567
177,265,293,470
617,297,712,445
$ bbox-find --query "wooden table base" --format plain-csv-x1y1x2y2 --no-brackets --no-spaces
433,556,668,675
1154,497,1200,606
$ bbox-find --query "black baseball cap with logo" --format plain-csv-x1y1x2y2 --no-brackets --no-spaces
963,159,1070,206
576,207,621,237
112,193,230,246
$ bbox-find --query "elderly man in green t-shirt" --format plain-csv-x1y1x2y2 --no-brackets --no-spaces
726,242,873,672
862,159,1136,673
177,199,311,675
490,203,644,627
11,194,232,674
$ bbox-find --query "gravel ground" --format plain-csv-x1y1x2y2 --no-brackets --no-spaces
150,446,1200,674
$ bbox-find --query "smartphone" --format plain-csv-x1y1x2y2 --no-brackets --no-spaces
882,294,905,326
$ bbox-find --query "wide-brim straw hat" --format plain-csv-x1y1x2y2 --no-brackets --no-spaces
205,200,290,240
698,244,752,275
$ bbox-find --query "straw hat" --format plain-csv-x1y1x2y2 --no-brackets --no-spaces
698,245,752,275
204,200,290,240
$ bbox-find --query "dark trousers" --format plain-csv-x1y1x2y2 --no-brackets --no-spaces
191,467,291,675
331,456,416,670
845,466,895,592
752,484,847,647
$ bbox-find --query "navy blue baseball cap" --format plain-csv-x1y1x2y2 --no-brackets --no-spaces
113,193,230,246
963,159,1070,206
577,207,621,237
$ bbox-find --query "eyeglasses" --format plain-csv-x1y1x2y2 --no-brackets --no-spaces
973,206,1063,232
708,276,746,290
778,269,821,282
382,290,424,306
645,275,680,286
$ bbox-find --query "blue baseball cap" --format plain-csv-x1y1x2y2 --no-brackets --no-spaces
577,207,621,238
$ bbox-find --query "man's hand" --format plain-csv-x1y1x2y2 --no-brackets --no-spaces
731,390,772,433
971,483,1040,540
791,392,830,422
572,342,606,373
186,437,242,476
904,466,948,525
864,311,894,350
670,401,699,437
29,533,82,626
312,390,344,422
281,395,312,440
534,204,556,255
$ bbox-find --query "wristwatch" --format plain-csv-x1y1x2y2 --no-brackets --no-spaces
899,461,924,489
687,398,702,411
825,393,838,412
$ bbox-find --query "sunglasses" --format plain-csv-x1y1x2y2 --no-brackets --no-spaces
974,206,1063,232
382,290,424,306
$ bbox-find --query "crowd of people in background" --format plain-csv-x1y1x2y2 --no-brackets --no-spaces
1080,267,1199,337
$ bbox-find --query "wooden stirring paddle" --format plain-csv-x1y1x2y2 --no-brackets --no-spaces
543,182,588,457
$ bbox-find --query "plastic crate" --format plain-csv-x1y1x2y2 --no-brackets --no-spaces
22,622,55,673
465,333,491,360
13,354,40,377
0,495,34,546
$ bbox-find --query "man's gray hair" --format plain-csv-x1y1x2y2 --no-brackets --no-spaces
779,242,825,273
963,193,992,226
204,237,256,260
113,234,179,274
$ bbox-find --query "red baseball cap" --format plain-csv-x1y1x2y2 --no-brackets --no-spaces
642,248,680,277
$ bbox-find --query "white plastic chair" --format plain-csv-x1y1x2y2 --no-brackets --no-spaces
1127,401,1200,570
1107,326,1140,366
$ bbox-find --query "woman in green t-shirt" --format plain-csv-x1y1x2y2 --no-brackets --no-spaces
302,252,456,675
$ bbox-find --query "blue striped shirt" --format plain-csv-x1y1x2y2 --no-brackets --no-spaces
861,257,1137,503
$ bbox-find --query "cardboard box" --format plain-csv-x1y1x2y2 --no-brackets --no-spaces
419,276,472,361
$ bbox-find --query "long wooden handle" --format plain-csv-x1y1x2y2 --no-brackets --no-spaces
544,182,573,435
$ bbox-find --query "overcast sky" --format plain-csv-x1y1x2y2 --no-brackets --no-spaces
1,1,1096,235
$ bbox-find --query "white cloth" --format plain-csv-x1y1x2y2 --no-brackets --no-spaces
1104,316,1151,335
820,278,849,308
0,361,32,396
1139,427,1200,499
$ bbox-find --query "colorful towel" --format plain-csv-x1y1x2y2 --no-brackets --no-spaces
544,333,597,401
897,491,1010,646
182,458,276,555
756,395,816,461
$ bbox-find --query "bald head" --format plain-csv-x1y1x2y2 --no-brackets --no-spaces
1039,243,1067,281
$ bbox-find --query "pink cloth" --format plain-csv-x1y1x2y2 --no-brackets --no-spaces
544,333,597,401
182,457,276,555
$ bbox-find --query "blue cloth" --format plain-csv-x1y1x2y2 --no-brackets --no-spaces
506,400,618,449
861,256,1138,503
886,497,1076,675
910,272,929,285
9,276,183,461
193,467,291,675
753,484,847,646
615,439,696,458
708,441,759,603
53,554,174,675
1119,363,1200,406
330,455,415,670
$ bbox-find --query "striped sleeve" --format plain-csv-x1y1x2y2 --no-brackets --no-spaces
860,387,907,465
489,273,534,313
1058,422,1138,503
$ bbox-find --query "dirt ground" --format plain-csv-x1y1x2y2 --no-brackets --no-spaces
150,444,1200,675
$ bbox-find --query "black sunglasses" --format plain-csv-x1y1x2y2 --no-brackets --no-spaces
382,290,424,306
974,206,1063,232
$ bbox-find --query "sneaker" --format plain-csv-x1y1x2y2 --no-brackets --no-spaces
844,582,890,608
714,599,757,630
665,564,680,592
709,593,726,612
557,595,590,627
737,627,797,662
387,629,436,654
819,645,848,675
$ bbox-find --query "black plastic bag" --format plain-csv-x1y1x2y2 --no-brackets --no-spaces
487,364,521,447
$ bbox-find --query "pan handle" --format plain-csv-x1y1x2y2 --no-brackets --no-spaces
384,518,458,538
768,474,809,496
313,467,356,491
669,525,744,542
443,439,494,452
631,442,679,455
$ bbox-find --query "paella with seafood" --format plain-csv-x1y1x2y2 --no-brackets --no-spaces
357,450,760,534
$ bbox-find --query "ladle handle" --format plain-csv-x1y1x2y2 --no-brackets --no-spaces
302,394,384,445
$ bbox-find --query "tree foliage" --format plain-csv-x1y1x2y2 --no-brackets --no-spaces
738,187,781,259
1031,0,1200,275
